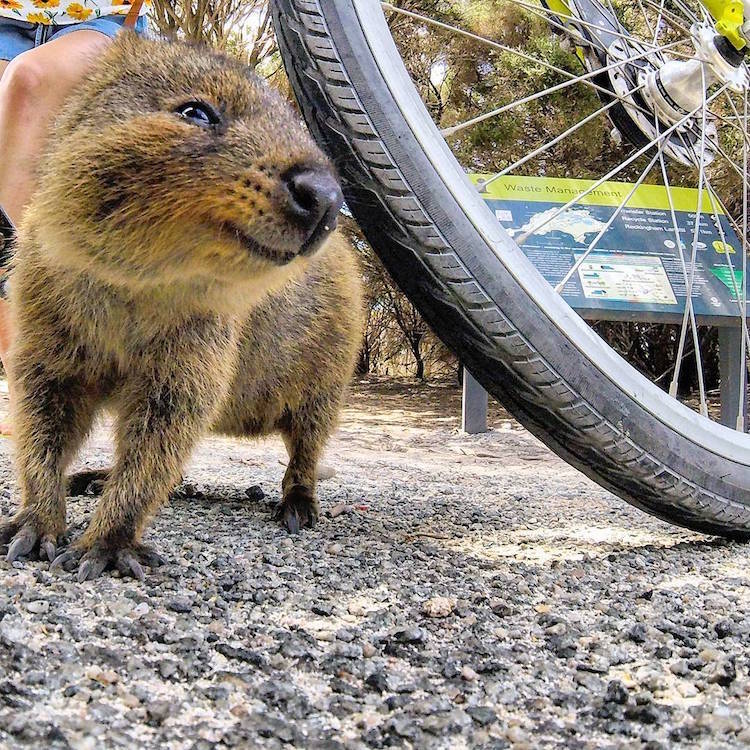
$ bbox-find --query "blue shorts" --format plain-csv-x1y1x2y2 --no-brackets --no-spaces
0,14,147,61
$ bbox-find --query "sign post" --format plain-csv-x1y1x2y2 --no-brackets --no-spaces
719,327,747,430
462,368,488,434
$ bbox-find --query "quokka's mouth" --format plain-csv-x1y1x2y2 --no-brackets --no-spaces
219,223,299,266
300,210,338,257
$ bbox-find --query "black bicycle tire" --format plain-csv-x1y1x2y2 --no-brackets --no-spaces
271,0,750,538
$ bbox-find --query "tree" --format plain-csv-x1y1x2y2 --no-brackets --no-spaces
341,217,456,380
150,0,276,65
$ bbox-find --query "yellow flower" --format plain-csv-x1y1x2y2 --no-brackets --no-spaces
0,0,23,10
66,1,91,19
25,10,50,21
32,0,59,7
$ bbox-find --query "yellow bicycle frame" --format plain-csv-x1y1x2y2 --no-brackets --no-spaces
546,0,748,50
703,0,746,49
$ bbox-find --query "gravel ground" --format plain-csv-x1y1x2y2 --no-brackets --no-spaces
1,376,749,749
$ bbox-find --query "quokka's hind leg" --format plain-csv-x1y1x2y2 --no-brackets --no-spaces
1,365,98,563
67,467,111,497
67,468,189,500
274,391,340,533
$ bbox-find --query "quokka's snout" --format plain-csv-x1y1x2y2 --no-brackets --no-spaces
281,164,344,257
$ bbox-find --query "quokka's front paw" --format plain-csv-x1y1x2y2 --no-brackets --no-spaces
51,540,166,582
0,512,63,563
274,485,319,534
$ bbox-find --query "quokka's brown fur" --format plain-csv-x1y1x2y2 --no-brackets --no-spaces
0,34,364,580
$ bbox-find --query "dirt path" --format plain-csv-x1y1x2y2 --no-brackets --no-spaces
0,378,748,749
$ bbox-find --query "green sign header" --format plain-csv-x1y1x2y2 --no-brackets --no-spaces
470,174,724,214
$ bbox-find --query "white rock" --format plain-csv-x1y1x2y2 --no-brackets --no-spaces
422,597,456,618
317,463,336,481
132,602,150,618
0,616,29,645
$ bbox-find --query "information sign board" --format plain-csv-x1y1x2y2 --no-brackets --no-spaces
472,174,748,325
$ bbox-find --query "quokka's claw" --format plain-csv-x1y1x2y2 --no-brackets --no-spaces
50,548,82,574
2,520,60,564
6,526,39,562
40,539,57,562
274,486,319,534
52,541,164,582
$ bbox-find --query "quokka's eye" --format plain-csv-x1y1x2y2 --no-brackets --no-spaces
175,100,222,128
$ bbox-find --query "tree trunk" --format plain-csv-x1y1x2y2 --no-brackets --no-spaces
415,355,425,381
411,333,425,380
356,345,370,376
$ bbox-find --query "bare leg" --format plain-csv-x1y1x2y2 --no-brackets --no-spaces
275,392,340,533
0,32,114,435
0,31,112,221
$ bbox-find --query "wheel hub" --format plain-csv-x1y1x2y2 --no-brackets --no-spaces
642,23,747,127
572,0,748,168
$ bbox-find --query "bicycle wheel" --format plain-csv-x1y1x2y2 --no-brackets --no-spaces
271,0,750,537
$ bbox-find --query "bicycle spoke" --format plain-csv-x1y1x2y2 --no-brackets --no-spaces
508,84,730,241
603,0,619,25
702,175,750,350
638,0,696,34
712,92,750,245
553,147,662,293
441,42,667,137
643,0,702,28
711,90,750,142
670,67,708,414
492,83,645,178
716,88,750,124
651,0,666,45
635,0,655,38
705,97,750,144
655,117,707,413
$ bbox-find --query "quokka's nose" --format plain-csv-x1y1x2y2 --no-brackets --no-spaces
283,167,344,255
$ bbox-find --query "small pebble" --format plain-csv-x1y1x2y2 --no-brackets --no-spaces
670,659,689,676
244,485,265,501
422,596,456,618
327,502,352,519
317,464,336,481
